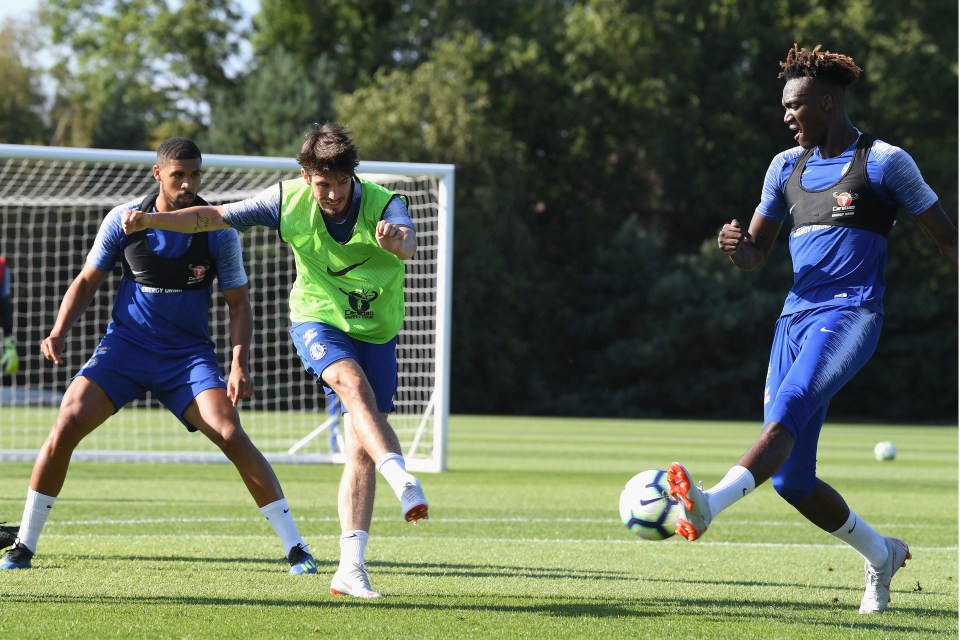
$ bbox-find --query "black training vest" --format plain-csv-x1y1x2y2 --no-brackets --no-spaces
785,134,898,237
120,193,217,290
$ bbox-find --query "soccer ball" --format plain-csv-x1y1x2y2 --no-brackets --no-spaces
874,441,896,461
618,469,680,540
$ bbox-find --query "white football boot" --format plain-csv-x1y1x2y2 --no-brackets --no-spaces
330,562,383,599
859,537,911,614
400,480,429,523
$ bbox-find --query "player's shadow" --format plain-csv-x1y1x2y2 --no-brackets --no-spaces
370,559,636,581
34,554,952,634
0,588,951,634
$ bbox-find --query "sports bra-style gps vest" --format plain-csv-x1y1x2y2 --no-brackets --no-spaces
120,193,217,290
785,134,898,237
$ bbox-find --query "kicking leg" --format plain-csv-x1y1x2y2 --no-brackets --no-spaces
668,421,794,541
323,359,427,522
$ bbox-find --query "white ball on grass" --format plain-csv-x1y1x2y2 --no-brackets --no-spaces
873,441,896,461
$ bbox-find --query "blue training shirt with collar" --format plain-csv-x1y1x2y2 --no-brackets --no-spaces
754,131,938,317
87,197,248,350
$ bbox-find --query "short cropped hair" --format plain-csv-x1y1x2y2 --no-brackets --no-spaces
297,122,360,176
156,137,202,164
778,44,862,87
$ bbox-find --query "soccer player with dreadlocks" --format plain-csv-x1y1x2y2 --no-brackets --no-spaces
666,45,957,614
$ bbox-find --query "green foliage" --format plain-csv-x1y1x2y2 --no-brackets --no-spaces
202,48,337,157
7,0,958,420
40,0,246,148
557,218,788,417
337,37,549,411
0,20,49,144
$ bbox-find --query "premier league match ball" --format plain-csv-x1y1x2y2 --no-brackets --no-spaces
618,469,680,541
874,441,897,461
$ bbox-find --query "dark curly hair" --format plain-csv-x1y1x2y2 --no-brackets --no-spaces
297,122,360,177
778,44,862,87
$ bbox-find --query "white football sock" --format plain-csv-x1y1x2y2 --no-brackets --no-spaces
704,466,755,519
376,453,417,499
18,488,56,553
830,509,888,567
259,498,305,557
338,530,368,572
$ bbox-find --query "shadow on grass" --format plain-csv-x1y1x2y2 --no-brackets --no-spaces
0,587,952,637
13,554,955,634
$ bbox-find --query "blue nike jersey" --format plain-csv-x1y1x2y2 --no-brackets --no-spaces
754,132,938,316
87,198,248,350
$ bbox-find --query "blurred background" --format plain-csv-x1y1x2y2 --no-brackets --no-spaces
1,0,956,422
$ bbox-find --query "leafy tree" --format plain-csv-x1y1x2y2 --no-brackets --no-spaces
203,48,337,157
22,0,947,419
40,0,247,148
318,0,956,419
0,18,49,144
337,35,548,411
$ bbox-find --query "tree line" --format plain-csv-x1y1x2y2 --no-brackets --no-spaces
2,0,956,421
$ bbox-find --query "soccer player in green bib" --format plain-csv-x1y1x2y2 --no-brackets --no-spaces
122,123,429,599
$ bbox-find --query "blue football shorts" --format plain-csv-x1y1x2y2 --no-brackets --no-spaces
75,332,227,432
764,305,882,501
289,321,398,413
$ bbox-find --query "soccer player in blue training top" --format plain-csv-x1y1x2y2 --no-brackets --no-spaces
0,137,317,576
667,45,957,614
121,122,429,599
0,256,19,376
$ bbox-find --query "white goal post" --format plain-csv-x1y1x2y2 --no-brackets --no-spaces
0,143,453,472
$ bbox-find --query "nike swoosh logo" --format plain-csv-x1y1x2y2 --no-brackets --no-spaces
847,517,857,534
789,204,798,215
283,509,289,514
327,258,370,277
132,269,149,275
820,327,837,333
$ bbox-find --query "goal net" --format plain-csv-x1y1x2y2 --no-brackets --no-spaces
0,144,453,472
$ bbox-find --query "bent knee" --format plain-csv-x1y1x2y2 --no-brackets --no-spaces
772,473,815,505
208,423,249,450
322,361,367,397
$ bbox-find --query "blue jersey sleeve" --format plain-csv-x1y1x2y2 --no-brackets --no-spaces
383,195,414,228
869,140,938,216
209,229,248,290
754,148,802,221
88,198,142,271
222,184,282,231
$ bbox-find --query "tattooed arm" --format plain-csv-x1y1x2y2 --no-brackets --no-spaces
122,205,230,235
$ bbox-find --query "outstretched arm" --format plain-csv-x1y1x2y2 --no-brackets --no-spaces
123,205,232,235
222,285,254,406
40,263,111,365
913,201,958,269
718,213,783,272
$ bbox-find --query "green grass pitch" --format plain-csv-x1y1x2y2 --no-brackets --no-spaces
0,415,955,639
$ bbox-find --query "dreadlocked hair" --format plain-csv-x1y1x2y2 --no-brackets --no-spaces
778,44,861,86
